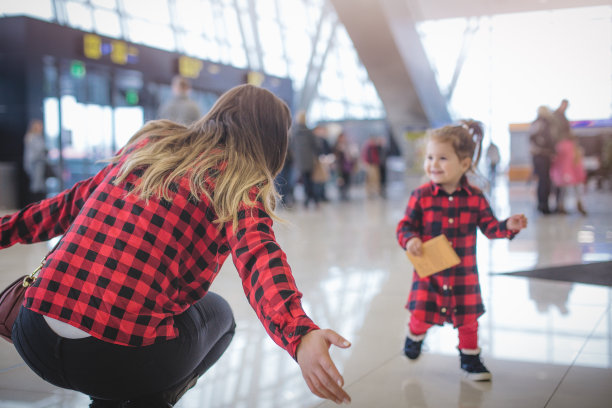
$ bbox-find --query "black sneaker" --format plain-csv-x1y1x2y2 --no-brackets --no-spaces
459,350,492,381
404,336,423,360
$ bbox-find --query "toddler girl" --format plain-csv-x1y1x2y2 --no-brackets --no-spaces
396,123,527,381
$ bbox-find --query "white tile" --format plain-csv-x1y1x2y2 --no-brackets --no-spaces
546,365,612,408
2,180,612,407
318,354,569,408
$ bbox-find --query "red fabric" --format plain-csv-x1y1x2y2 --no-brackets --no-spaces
550,139,586,186
363,142,380,165
397,179,516,327
408,315,432,336
0,140,318,358
408,316,478,349
457,321,478,350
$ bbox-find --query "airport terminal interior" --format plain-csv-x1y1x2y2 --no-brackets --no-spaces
1,1,612,407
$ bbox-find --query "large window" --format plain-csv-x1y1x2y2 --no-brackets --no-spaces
416,5,612,166
0,0,385,124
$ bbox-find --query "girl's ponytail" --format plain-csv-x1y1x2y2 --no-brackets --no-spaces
460,119,484,169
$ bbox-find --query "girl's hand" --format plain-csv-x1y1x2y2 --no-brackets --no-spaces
296,329,352,405
406,237,423,256
507,214,528,231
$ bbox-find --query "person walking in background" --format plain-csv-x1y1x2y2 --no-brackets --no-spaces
312,125,332,202
333,131,356,201
376,136,389,198
397,124,527,381
602,137,612,189
548,98,587,215
551,99,571,142
276,139,296,208
291,111,319,208
3,85,351,407
23,119,47,203
529,106,555,214
485,142,500,184
362,135,382,197
550,132,588,215
158,75,202,126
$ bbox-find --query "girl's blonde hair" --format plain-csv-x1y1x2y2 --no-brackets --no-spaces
110,84,292,227
428,120,484,171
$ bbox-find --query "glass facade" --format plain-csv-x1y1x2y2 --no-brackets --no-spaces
416,5,612,166
0,0,385,124
3,1,611,170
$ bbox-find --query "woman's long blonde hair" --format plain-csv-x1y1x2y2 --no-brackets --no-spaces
110,84,291,226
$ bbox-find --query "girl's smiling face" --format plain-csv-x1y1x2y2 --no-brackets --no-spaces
424,140,471,193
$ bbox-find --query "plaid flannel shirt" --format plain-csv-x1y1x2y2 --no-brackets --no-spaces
0,141,318,358
396,179,516,327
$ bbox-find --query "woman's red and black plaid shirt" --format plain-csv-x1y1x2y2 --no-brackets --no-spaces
0,141,318,358
396,179,517,327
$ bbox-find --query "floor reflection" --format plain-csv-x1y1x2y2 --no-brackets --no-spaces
1,178,611,407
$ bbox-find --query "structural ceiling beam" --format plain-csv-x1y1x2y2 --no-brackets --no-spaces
330,0,451,140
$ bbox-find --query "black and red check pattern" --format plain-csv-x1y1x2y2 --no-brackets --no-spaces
0,141,318,358
396,179,517,327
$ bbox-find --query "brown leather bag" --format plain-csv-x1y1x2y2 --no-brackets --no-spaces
0,241,59,343
0,274,37,343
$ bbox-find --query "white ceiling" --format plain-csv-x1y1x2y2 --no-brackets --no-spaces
406,0,611,21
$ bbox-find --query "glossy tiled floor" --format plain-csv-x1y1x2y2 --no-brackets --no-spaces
1,175,611,408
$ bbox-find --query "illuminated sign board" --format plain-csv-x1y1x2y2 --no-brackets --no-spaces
178,56,203,79
83,34,102,60
70,60,86,78
83,34,139,65
247,71,264,86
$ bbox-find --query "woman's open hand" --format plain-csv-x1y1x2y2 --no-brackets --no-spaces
296,329,352,405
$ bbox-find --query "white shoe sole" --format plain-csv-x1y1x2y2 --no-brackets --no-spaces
464,371,492,381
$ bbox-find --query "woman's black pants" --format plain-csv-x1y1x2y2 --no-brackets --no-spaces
12,292,235,407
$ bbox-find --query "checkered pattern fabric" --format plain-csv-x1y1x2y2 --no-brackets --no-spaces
396,179,516,327
0,141,318,358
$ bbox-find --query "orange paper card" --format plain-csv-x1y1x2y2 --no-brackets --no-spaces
406,234,461,278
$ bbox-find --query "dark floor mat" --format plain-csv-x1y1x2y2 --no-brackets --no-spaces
500,261,612,286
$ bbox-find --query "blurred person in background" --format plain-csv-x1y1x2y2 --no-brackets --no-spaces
376,136,389,198
548,99,587,215
485,142,500,184
291,111,320,208
362,135,382,198
313,125,332,202
550,132,587,215
23,118,47,203
333,131,357,201
529,106,555,214
551,99,571,142
276,137,296,208
158,75,202,126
